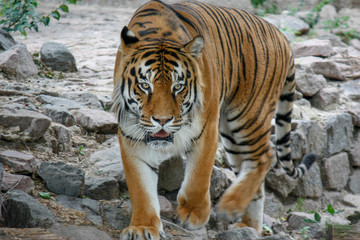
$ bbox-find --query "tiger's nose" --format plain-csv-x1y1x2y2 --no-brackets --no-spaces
151,115,174,126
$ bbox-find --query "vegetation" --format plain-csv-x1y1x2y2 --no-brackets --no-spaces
0,0,80,36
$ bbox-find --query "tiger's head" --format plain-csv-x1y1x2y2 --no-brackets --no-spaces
113,27,204,149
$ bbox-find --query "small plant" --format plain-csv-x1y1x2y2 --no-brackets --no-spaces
295,197,304,212
251,0,279,16
300,226,310,239
304,0,334,28
0,0,80,36
79,145,85,155
38,191,52,199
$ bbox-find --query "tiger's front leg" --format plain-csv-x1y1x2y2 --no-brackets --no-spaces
176,120,218,230
118,137,164,240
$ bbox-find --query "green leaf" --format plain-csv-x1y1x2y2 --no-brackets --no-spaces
51,10,60,20
66,0,78,4
59,4,69,13
39,192,51,199
327,204,335,215
304,218,317,223
42,16,50,26
314,212,321,223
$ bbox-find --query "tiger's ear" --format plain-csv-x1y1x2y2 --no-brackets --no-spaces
184,35,204,58
121,26,139,52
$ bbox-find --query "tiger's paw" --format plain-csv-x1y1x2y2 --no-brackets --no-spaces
216,187,247,222
120,225,164,240
175,195,211,230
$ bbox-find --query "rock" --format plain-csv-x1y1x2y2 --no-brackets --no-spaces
43,105,76,127
158,195,174,219
84,176,120,200
0,163,3,216
0,44,38,79
348,169,360,194
260,232,293,240
319,4,337,22
295,68,327,97
350,130,360,166
265,168,297,198
263,14,310,35
38,161,85,197
215,227,259,240
343,194,360,208
49,224,112,240
292,39,333,58
0,150,37,174
37,95,84,110
321,152,350,191
0,29,16,51
0,108,51,141
318,34,347,47
163,219,201,239
0,228,65,239
210,166,232,199
292,162,323,198
61,92,103,110
40,42,77,72
55,195,102,225
350,39,360,51
310,88,340,110
2,190,55,228
295,56,346,81
49,123,72,152
158,156,185,192
88,145,125,186
1,172,35,194
73,109,117,134
341,80,360,101
264,192,285,218
287,212,325,239
325,114,353,156
291,120,326,159
101,201,131,230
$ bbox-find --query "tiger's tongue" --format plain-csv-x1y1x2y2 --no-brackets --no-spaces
152,130,169,138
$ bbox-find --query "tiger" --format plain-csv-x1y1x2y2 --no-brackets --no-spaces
112,0,317,239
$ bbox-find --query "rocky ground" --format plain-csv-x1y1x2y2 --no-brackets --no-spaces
1,1,360,240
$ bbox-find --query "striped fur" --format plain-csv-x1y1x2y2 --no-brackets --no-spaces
112,1,316,239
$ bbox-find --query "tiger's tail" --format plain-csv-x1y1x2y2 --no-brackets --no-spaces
275,52,317,179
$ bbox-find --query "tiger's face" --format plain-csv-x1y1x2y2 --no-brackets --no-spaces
113,27,204,149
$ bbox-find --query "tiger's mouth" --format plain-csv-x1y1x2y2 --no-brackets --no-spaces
145,129,174,144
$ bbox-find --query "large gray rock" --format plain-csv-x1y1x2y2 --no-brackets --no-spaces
264,192,286,218
0,44,38,79
325,114,353,156
84,176,120,200
37,94,84,110
0,150,37,174
310,88,340,110
210,166,233,199
40,42,77,72
287,212,325,239
293,39,333,58
321,152,350,191
350,130,360,166
350,39,360,51
0,108,51,141
38,161,85,197
0,29,16,51
101,201,131,230
265,168,297,198
263,14,310,35
62,92,103,110
73,109,117,134
341,79,360,101
158,156,185,192
43,105,76,127
48,123,72,152
292,163,323,198
2,190,55,228
295,68,327,97
348,169,360,194
215,227,259,240
56,195,102,225
49,224,112,240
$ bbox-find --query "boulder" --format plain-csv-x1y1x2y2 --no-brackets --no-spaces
36,94,84,110
0,150,37,174
321,152,350,191
48,123,72,152
61,92,103,110
49,224,112,240
38,161,85,197
0,108,51,141
1,172,35,193
0,29,16,51
265,168,297,198
101,201,131,230
349,130,360,166
43,105,76,127
343,194,360,208
292,163,323,198
158,156,185,192
341,80,360,101
210,166,233,199
287,212,325,239
263,14,310,35
295,68,327,97
215,227,259,240
350,39,360,51
348,169,360,194
84,176,120,200
310,88,340,110
73,109,117,134
0,44,38,79
325,114,353,156
293,39,333,58
40,42,77,72
158,195,175,219
2,190,55,228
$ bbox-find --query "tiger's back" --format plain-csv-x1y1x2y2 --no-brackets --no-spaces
113,1,316,239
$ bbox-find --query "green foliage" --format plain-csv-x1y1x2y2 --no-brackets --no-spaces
0,0,80,36
295,197,304,212
79,145,85,156
38,191,51,199
300,226,310,240
251,0,280,16
304,0,334,28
